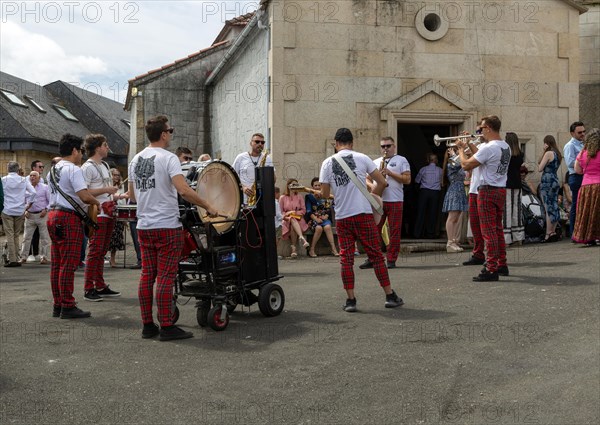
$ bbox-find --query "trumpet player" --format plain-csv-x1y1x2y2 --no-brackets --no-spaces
363,137,411,269
232,133,274,205
456,116,511,282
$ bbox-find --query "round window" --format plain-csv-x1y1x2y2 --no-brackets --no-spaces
415,9,449,41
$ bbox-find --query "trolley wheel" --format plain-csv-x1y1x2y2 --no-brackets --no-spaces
208,305,229,331
172,305,180,324
196,299,210,327
258,283,285,317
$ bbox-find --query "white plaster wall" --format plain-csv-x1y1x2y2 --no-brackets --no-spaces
211,28,269,164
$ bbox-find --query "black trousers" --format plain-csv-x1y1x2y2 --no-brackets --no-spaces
414,188,440,238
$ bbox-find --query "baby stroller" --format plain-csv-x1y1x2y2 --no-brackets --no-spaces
521,183,562,243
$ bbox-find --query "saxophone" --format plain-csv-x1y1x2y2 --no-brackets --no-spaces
247,149,269,206
379,156,389,188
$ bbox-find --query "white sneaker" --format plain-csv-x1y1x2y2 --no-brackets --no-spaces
26,255,36,263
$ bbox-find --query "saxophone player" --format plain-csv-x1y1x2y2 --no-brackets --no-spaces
362,137,411,269
232,133,274,205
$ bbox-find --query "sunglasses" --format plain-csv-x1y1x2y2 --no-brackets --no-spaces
576,131,585,135
253,140,266,145
380,144,393,149
164,128,175,134
183,156,193,161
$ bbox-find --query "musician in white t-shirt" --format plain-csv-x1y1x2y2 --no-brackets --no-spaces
81,134,121,302
232,133,274,205
47,134,99,319
364,137,411,269
319,128,404,313
458,116,511,282
129,115,218,341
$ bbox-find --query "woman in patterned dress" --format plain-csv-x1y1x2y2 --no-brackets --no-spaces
442,147,468,252
538,135,562,243
108,168,127,267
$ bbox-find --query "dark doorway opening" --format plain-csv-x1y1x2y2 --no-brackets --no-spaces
397,123,457,239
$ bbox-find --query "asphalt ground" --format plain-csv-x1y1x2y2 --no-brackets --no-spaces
0,239,598,424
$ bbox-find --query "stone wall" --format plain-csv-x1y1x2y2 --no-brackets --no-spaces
210,27,269,164
266,0,583,185
579,2,600,129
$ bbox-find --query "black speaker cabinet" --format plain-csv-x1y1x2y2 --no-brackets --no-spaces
254,166,275,217
239,213,279,284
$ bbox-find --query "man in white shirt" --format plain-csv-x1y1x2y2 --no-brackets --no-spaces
458,116,511,281
129,115,218,341
47,134,99,319
81,134,120,301
27,160,46,262
20,171,51,264
232,133,274,205
1,161,36,266
319,128,404,312
363,136,411,269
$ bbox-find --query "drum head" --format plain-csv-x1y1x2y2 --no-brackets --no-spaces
195,161,241,234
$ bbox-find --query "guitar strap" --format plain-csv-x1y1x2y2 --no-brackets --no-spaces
332,154,383,214
49,165,99,231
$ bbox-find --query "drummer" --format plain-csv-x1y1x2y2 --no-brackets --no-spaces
232,133,274,205
128,115,219,341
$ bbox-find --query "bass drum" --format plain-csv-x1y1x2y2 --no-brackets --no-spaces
194,160,242,234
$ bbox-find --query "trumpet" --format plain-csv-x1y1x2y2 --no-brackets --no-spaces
433,134,482,147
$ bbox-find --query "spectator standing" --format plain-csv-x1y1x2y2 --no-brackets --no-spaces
538,135,562,243
563,121,586,238
1,162,36,267
441,147,468,252
503,132,525,245
108,168,127,267
414,154,443,238
572,128,600,246
20,171,51,264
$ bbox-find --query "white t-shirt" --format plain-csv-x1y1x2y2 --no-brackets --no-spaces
232,152,274,203
319,151,376,220
129,147,184,230
473,140,511,187
49,160,88,210
81,159,112,218
373,154,410,202
469,166,482,195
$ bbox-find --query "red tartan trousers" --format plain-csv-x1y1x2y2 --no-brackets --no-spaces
84,216,115,291
47,210,84,308
469,194,485,260
137,228,184,327
377,201,403,263
337,214,390,290
477,187,507,272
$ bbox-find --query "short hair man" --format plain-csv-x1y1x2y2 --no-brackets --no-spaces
363,136,411,269
319,128,404,312
175,146,193,164
414,153,443,238
1,161,36,266
20,171,51,264
129,115,218,341
563,121,586,238
232,133,274,205
81,134,120,301
457,115,511,281
47,134,100,318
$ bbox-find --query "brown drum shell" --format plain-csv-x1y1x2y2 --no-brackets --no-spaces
193,160,242,234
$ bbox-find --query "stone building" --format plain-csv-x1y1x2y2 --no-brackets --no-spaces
578,1,600,130
125,0,590,236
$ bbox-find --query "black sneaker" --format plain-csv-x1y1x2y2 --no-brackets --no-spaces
481,265,509,276
473,270,499,282
358,260,373,269
96,285,121,297
52,305,61,318
343,298,357,312
142,323,160,339
60,306,91,319
159,325,193,341
463,256,485,266
385,290,404,308
84,289,103,302
386,261,396,269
